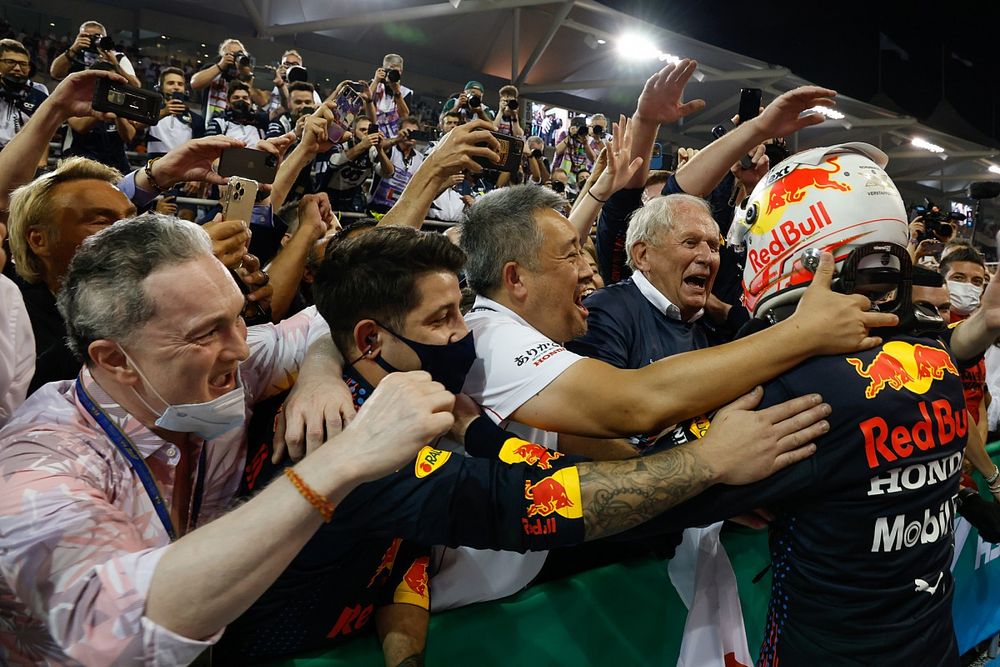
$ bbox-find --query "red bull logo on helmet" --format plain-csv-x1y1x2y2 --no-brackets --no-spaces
847,342,958,400
499,437,563,470
751,157,852,235
523,467,583,519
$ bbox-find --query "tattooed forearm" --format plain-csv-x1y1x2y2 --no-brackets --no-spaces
577,445,714,541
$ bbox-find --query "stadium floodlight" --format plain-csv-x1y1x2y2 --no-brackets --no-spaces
911,137,945,153
808,106,845,120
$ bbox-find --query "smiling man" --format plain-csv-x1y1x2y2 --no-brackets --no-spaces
434,183,898,609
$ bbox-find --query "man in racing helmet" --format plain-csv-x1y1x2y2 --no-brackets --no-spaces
646,142,1000,666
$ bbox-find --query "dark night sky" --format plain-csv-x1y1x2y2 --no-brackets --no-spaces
603,1,1000,145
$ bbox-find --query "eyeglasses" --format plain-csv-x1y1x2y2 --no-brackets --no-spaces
0,59,29,70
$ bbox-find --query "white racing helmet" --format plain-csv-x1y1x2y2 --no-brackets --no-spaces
729,142,909,319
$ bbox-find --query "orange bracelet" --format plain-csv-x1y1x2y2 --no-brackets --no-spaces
283,467,335,522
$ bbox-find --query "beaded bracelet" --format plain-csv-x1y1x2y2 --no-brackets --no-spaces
284,467,335,522
143,158,166,193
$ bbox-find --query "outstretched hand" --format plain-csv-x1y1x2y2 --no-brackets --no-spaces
753,86,838,140
701,387,827,485
634,58,706,125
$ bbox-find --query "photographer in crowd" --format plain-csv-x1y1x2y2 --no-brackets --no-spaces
190,38,269,123
206,81,264,148
369,116,423,214
0,39,47,154
315,115,392,214
267,49,322,120
442,80,493,123
554,114,599,179
49,20,140,88
494,84,524,138
63,105,135,174
369,53,412,138
147,66,205,158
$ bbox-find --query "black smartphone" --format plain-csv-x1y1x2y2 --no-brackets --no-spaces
92,78,162,125
737,88,764,169
738,88,763,125
407,129,431,142
218,147,279,184
473,131,524,173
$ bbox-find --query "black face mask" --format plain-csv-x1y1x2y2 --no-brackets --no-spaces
1,73,26,91
370,324,477,394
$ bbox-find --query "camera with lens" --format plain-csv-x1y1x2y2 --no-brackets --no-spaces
85,34,116,53
506,99,519,111
92,73,163,125
572,124,588,138
386,68,401,84
286,65,308,83
225,100,256,124
226,51,252,70
913,199,966,242
467,93,482,109
591,124,605,138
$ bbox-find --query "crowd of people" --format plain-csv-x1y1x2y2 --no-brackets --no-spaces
2,16,1000,667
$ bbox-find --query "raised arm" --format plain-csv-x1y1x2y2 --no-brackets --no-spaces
674,86,837,197
378,119,500,229
0,69,128,220
512,254,898,437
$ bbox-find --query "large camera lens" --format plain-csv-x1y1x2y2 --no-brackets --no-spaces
286,65,308,83
237,52,251,67
98,35,115,51
507,99,519,110
531,148,542,159
592,125,605,137
386,69,401,83
468,93,482,109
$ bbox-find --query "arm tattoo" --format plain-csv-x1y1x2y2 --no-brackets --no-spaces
395,654,424,667
577,446,714,541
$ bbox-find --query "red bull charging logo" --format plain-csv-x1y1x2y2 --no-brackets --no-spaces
751,157,852,235
499,437,563,470
847,342,958,400
523,468,583,519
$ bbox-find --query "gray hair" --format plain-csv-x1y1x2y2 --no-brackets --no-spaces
218,38,245,56
460,184,566,296
57,214,213,364
79,21,106,35
625,194,716,270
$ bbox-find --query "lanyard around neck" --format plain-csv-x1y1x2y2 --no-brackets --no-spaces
75,380,207,541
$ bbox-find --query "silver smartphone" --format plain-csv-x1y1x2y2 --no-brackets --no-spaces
221,176,258,225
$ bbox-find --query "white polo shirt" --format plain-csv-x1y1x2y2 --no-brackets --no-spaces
430,294,584,611
0,275,33,428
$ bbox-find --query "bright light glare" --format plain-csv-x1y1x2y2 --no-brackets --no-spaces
911,137,944,153
596,38,606,45
989,165,1000,175
808,106,844,120
617,33,660,60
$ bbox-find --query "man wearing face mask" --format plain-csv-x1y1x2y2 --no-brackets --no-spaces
223,224,828,663
0,214,440,666
206,81,264,149
939,246,992,467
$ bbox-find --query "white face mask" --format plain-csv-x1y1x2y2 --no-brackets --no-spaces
947,280,982,317
123,349,246,440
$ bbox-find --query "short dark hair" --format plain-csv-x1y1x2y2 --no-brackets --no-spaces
912,265,945,288
939,246,985,278
315,226,466,352
0,39,28,58
443,111,461,121
287,81,315,95
401,115,420,128
159,66,185,87
227,80,250,99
